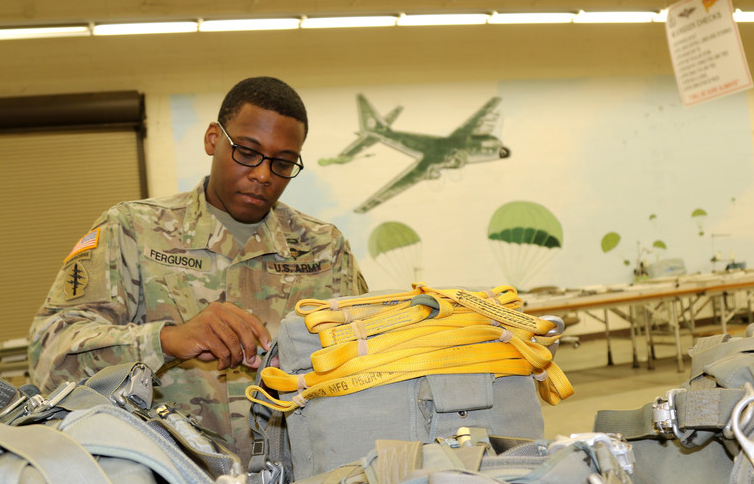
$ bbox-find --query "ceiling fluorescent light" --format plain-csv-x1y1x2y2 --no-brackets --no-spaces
0,25,90,40
200,18,300,31
574,11,660,23
397,13,490,26
488,12,576,24
300,16,397,28
734,9,754,22
93,21,197,36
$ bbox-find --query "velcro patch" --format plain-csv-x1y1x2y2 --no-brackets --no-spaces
145,247,210,271
63,260,89,300
266,260,332,274
64,228,100,262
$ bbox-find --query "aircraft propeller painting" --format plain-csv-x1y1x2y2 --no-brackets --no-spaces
319,94,510,213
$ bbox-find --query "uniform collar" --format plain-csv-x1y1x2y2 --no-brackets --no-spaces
182,177,292,260
238,203,292,261
181,178,214,249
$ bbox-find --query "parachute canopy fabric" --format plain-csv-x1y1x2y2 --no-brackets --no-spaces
601,232,621,253
653,240,667,250
691,208,707,236
487,201,563,290
368,221,422,287
368,221,420,258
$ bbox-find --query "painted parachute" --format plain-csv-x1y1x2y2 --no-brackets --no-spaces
601,232,621,254
691,208,707,236
368,221,422,287
487,201,563,290
601,232,630,266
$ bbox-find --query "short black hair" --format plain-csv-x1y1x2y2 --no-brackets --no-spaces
217,76,308,137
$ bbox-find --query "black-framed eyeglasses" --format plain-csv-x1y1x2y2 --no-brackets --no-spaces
217,122,304,179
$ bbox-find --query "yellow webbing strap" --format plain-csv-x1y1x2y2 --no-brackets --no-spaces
246,284,574,411
310,321,554,373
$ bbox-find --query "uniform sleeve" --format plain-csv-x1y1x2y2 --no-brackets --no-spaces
28,206,171,393
331,229,369,297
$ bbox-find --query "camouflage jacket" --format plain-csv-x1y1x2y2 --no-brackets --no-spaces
28,177,368,457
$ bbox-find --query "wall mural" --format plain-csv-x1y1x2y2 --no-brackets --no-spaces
171,77,754,292
368,221,422,287
487,201,563,291
318,95,510,213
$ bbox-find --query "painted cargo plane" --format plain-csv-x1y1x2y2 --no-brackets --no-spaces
319,94,510,213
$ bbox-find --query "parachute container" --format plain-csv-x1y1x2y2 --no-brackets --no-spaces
487,201,563,290
368,222,422,287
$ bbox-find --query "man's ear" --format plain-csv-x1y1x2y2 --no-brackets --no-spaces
204,123,219,156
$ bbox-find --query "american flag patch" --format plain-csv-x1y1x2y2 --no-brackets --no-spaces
65,228,100,262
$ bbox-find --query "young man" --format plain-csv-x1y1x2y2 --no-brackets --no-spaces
28,77,368,457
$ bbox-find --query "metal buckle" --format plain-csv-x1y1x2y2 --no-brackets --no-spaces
548,432,636,474
24,381,76,415
540,315,565,356
251,439,266,456
261,461,285,484
727,382,754,467
110,363,154,409
652,388,685,439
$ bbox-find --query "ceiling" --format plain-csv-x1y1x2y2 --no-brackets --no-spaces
5,0,754,26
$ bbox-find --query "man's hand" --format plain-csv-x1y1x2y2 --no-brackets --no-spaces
159,302,271,370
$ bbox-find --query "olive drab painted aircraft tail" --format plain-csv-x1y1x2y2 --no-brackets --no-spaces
317,97,403,166
318,94,511,213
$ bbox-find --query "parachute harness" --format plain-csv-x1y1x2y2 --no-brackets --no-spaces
245,283,574,412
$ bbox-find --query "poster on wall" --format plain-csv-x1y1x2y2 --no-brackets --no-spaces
665,0,752,106
171,77,754,292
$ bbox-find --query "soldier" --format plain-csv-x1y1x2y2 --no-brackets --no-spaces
28,76,369,457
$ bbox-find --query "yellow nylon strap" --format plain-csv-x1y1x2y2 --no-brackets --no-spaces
247,359,572,412
303,300,415,334
315,296,460,347
247,284,574,412
295,288,422,316
310,320,553,373
532,363,574,404
311,324,514,372
248,333,571,407
246,346,537,412
417,285,553,335
262,339,525,391
297,284,524,332
316,302,432,347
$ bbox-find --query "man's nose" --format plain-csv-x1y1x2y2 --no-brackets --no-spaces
247,158,273,182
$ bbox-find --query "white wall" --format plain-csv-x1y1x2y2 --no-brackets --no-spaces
0,23,690,204
3,22,754,313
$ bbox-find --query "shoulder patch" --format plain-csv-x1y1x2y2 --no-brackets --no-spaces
63,260,89,300
64,228,100,262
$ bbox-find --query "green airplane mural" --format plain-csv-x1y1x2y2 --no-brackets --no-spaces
319,94,511,213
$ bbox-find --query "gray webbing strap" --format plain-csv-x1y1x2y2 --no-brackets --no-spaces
0,422,112,484
689,336,753,378
11,362,153,427
594,388,746,440
593,404,655,440
59,405,214,484
248,343,286,474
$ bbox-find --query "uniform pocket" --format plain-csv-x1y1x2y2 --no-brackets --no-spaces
163,272,202,323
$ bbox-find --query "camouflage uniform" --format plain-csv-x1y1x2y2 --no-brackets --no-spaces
28,177,368,457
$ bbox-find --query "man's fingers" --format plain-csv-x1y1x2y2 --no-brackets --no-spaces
242,353,262,369
221,303,272,354
206,316,248,369
160,301,272,370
